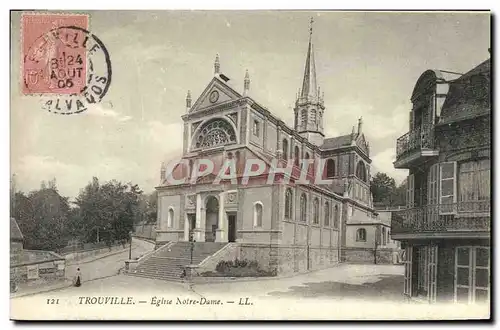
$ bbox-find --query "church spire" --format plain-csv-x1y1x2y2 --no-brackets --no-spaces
299,17,318,101
293,17,325,146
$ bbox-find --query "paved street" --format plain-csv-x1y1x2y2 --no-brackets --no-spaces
196,264,405,302
65,237,155,282
12,263,404,303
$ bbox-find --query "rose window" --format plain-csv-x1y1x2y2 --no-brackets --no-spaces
194,119,236,149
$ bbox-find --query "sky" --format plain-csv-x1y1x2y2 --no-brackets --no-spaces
10,11,491,199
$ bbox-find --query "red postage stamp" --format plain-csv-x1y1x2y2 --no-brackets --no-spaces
22,13,89,95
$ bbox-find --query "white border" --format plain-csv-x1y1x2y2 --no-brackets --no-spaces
2,2,497,329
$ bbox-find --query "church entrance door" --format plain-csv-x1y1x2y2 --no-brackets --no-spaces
228,214,236,243
205,196,219,242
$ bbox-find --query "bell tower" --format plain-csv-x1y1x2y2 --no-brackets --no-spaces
294,17,325,146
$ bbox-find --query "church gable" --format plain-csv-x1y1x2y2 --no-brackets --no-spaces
356,134,370,156
189,77,242,113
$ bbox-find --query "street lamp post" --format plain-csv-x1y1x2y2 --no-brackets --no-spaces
189,229,195,265
129,231,133,260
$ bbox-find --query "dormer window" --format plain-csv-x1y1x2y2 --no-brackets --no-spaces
253,120,260,137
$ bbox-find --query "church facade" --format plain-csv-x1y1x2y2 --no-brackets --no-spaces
155,23,377,274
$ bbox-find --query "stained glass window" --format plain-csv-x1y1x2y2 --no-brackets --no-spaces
194,119,236,149
300,193,307,222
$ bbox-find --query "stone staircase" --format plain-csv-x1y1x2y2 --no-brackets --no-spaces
128,242,227,282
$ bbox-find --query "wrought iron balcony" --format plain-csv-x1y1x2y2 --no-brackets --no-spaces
391,201,490,236
395,124,437,168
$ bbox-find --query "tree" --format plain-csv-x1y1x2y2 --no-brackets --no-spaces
145,191,158,224
371,172,396,205
392,178,407,206
370,172,406,207
74,177,144,244
13,182,70,251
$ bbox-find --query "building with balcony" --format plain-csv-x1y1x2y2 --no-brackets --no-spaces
391,56,491,304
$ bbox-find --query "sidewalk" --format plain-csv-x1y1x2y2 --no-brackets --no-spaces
10,239,155,299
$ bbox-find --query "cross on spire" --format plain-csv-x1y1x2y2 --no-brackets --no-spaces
309,17,314,36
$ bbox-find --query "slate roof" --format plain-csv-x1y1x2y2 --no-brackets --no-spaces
321,134,353,150
438,59,491,126
10,217,23,242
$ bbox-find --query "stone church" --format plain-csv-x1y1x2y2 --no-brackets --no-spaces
154,22,377,274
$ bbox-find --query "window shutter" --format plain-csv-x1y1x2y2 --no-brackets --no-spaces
427,245,438,303
428,164,439,205
439,162,457,214
404,246,413,296
407,174,415,208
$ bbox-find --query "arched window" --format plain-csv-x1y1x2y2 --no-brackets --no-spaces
193,118,237,149
326,159,335,178
311,109,317,124
312,198,319,224
294,146,300,166
253,120,260,137
300,193,307,222
254,202,263,227
324,202,330,226
382,227,386,246
301,109,307,128
282,139,289,160
302,152,310,170
356,228,366,242
285,188,293,219
167,207,174,228
356,161,367,182
388,230,391,244
334,205,339,229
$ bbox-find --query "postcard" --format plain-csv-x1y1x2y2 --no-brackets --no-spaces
10,10,491,320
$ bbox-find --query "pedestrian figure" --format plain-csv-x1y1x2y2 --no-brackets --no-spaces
74,268,82,287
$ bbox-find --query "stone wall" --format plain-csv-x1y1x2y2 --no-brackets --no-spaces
239,244,340,275
342,247,401,264
197,243,240,274
12,259,66,283
193,243,340,276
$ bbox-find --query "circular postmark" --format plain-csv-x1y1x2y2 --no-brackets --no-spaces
23,25,112,115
